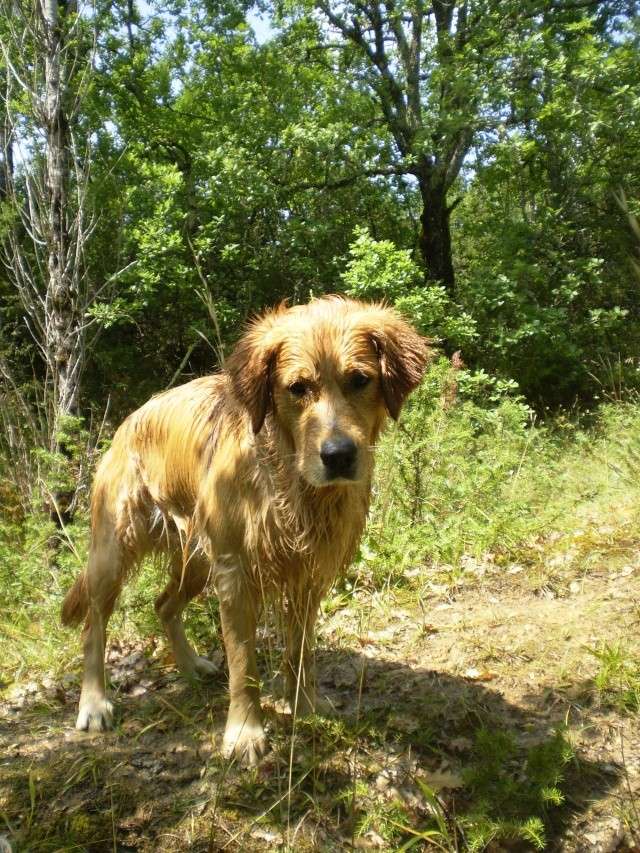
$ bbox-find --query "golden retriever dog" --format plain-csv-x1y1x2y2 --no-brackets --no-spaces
61,296,430,765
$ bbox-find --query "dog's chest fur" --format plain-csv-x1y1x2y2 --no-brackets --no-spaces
199,415,372,592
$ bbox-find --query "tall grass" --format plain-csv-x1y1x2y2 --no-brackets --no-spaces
4,362,640,678
353,359,640,589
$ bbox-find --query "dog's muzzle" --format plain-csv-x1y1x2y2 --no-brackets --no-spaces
320,436,357,480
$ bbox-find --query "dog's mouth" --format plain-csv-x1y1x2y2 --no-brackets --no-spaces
303,469,359,488
323,470,357,485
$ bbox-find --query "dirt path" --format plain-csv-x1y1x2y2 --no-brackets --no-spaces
1,560,639,851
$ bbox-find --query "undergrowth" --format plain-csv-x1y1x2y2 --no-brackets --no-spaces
589,642,640,714
353,360,640,590
2,378,640,850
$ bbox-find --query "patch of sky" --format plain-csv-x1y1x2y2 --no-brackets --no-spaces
247,6,276,44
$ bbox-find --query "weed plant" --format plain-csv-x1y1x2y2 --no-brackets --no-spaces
589,643,640,714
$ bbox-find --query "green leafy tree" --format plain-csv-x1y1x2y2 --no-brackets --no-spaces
454,13,640,401
278,0,633,292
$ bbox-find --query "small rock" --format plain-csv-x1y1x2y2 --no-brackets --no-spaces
353,830,386,848
463,667,497,682
250,827,283,845
420,768,463,791
375,772,391,791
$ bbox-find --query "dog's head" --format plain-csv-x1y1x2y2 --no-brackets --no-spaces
226,296,431,488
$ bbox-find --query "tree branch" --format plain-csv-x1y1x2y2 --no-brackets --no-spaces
282,164,410,191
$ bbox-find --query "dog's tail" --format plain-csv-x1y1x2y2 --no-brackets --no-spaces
61,572,89,627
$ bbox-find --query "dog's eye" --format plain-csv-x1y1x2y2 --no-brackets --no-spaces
288,381,308,397
349,372,371,390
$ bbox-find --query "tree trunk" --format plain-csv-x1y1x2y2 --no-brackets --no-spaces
41,0,79,433
41,0,80,524
2,0,94,526
0,92,13,202
417,172,455,290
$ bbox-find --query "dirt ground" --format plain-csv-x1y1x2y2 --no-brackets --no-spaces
1,553,639,852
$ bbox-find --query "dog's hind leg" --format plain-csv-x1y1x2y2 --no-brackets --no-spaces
155,553,217,678
76,525,126,732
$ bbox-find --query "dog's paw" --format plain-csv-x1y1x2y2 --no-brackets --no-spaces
222,716,268,767
76,696,114,732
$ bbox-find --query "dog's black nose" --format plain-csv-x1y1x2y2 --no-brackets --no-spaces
320,436,357,478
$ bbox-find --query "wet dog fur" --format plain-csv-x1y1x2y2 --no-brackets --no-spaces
61,296,430,765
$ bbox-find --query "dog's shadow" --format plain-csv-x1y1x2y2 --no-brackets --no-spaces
0,642,622,851
305,645,620,845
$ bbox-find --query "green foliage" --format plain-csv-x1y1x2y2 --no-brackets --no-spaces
395,780,459,851
589,643,640,714
0,507,82,683
354,383,640,589
354,358,541,584
3,0,639,416
341,227,423,300
340,227,477,346
460,728,574,850
391,728,574,851
453,14,640,403
32,415,91,507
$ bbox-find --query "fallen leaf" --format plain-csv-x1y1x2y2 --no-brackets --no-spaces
421,768,464,791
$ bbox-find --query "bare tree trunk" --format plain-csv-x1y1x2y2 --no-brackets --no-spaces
41,0,80,431
0,0,97,523
0,78,12,201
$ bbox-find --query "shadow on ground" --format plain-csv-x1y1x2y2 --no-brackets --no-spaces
0,642,623,852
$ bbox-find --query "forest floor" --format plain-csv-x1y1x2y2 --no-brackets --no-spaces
1,511,640,852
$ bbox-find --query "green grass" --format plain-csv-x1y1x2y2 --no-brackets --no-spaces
2,385,640,850
589,642,640,714
352,365,640,590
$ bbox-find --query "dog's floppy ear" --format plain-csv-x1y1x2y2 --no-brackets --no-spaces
367,308,432,420
225,310,283,434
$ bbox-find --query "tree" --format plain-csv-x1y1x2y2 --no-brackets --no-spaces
0,0,103,519
292,0,631,290
76,0,416,410
452,11,640,401
0,1,98,445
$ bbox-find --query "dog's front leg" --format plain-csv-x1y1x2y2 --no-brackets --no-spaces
285,587,328,717
216,564,267,766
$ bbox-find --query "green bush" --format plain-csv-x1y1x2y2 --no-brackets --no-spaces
340,226,477,348
352,356,547,586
